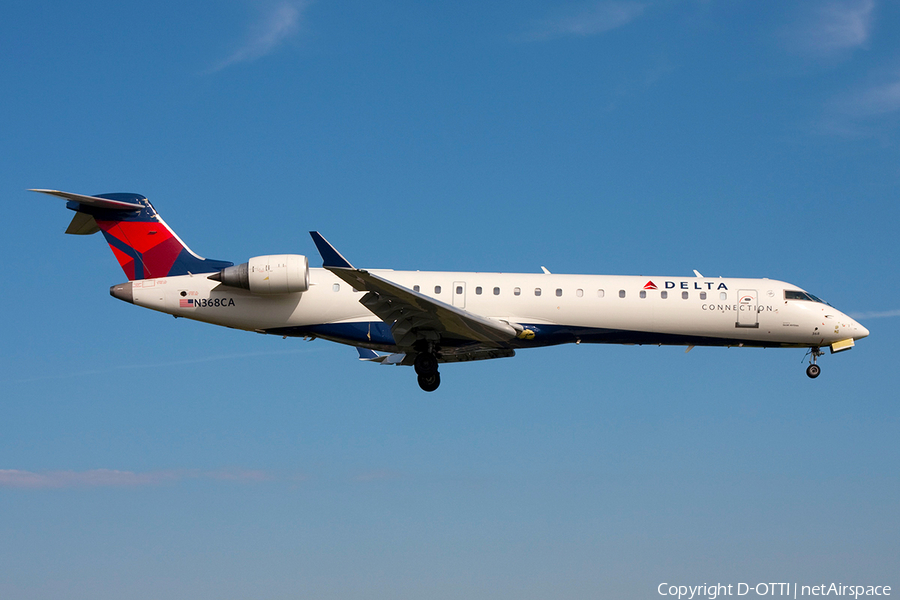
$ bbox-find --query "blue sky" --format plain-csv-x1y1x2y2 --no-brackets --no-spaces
2,1,898,598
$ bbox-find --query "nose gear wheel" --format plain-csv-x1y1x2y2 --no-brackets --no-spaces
805,347,823,379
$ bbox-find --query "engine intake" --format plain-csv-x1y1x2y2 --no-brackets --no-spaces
209,254,309,294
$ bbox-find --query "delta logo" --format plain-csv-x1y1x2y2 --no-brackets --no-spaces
641,280,730,291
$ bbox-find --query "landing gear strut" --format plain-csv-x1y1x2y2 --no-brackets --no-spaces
806,347,823,379
414,351,441,392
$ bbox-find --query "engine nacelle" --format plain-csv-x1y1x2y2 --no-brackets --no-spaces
210,254,309,294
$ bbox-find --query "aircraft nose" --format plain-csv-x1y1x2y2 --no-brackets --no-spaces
855,322,869,340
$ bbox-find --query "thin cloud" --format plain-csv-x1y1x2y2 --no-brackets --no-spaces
0,468,275,490
787,0,875,56
210,1,307,73
518,1,647,42
821,72,900,135
850,309,900,319
836,76,900,118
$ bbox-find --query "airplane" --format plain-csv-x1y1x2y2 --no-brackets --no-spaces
34,188,870,391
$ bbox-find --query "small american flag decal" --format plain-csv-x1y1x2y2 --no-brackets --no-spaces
179,298,194,308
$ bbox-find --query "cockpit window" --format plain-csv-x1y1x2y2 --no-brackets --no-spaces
807,293,827,304
784,290,829,305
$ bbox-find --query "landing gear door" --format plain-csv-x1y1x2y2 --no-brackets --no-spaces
736,289,759,328
452,281,466,309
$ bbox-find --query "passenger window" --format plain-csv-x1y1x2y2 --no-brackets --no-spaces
700,292,707,300
720,292,727,300
475,286,482,295
456,286,463,295
514,287,521,296
556,288,562,297
640,290,646,299
619,290,626,298
493,287,500,295
682,291,689,299
598,289,605,298
535,288,542,296
413,285,420,293
576,289,583,297
332,283,340,292
435,285,441,294
661,291,668,299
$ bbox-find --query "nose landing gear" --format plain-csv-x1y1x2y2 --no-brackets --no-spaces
806,347,823,379
414,351,441,392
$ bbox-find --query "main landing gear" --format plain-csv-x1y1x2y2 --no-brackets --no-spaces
414,351,440,392
806,347,823,379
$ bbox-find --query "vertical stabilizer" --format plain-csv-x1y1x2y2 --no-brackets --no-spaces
32,189,233,280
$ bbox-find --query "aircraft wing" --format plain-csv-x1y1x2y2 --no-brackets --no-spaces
310,232,518,349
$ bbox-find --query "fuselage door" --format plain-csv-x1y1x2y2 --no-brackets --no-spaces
452,281,466,309
736,289,759,328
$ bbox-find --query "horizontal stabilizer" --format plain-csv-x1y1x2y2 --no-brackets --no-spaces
30,189,143,211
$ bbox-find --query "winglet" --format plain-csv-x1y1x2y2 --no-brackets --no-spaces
309,232,354,269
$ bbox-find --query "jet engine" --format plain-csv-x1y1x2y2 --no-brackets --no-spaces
209,254,309,294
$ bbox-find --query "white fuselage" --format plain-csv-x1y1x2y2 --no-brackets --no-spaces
124,268,868,352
